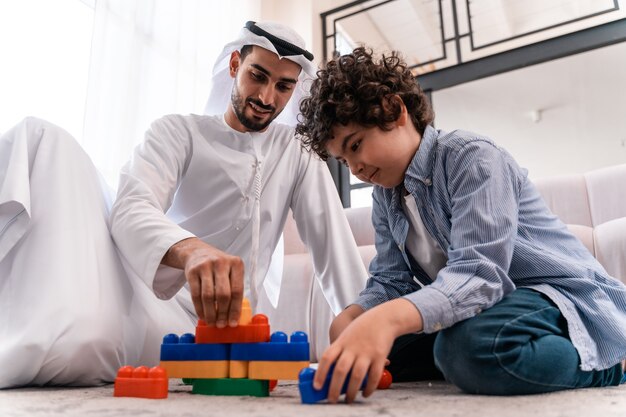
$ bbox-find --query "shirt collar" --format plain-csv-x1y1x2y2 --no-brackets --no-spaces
404,125,438,191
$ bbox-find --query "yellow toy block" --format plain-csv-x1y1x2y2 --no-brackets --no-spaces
229,360,248,378
248,360,310,380
159,360,229,379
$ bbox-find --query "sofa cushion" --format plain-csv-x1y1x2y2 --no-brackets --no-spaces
593,218,626,284
566,224,595,256
345,206,374,246
585,164,626,226
533,174,592,227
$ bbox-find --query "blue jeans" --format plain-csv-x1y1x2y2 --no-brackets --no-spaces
432,288,623,395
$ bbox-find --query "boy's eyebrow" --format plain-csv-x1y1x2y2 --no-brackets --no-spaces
250,63,297,84
340,131,358,154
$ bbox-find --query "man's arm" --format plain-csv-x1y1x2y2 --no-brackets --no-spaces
110,115,243,326
289,155,369,315
162,237,244,327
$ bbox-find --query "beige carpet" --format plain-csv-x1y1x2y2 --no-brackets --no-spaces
2,380,626,417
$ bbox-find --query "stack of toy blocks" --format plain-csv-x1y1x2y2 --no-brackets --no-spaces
159,298,310,397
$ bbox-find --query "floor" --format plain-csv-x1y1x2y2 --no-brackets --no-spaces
2,379,626,417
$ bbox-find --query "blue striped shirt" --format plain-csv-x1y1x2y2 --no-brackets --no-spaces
354,125,626,371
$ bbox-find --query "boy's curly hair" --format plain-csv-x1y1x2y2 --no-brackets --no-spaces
296,47,434,160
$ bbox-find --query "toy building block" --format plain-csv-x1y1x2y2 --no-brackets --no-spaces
377,369,393,389
160,333,229,361
229,360,248,378
192,378,269,397
248,360,310,380
114,366,168,399
159,360,229,379
239,298,252,325
298,366,367,404
196,314,270,344
231,331,310,362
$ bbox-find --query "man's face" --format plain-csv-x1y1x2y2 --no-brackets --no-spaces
226,46,301,132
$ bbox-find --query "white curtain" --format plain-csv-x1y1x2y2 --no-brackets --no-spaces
82,0,262,188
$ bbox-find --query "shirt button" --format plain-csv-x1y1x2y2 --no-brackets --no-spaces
432,323,442,331
424,178,432,186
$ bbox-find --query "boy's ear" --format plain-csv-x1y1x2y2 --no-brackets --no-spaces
391,95,408,127
229,51,242,78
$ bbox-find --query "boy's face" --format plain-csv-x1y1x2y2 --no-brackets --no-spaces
326,120,420,189
226,46,301,132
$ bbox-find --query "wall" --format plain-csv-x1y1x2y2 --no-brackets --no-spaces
432,41,626,179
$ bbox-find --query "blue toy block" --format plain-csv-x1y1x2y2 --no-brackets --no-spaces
160,333,230,361
230,331,309,361
298,366,367,404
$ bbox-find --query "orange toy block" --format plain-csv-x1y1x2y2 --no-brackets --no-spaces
114,366,168,399
239,298,252,325
248,360,310,380
229,360,248,378
159,360,229,379
196,314,270,344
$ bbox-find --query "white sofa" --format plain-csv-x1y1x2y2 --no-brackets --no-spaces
265,164,626,360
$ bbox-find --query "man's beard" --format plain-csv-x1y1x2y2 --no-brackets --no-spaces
231,87,280,131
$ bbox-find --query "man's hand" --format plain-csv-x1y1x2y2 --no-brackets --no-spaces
162,237,244,328
315,298,423,403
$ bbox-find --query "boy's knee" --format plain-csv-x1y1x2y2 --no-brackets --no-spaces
433,318,503,394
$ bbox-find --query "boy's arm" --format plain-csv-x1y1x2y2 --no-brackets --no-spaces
329,304,364,342
401,139,520,334
316,298,423,403
351,187,422,311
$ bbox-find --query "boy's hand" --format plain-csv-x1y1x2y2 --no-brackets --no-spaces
315,299,423,403
329,304,365,342
162,237,244,328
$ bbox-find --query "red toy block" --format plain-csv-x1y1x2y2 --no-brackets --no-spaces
196,314,270,344
114,366,168,399
377,369,392,389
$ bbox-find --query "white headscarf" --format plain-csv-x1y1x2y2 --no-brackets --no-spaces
204,21,316,127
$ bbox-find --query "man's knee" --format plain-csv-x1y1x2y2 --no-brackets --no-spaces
40,314,125,386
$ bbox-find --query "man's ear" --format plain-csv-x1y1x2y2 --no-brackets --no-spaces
229,51,241,78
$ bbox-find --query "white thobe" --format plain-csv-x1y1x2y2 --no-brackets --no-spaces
0,115,367,388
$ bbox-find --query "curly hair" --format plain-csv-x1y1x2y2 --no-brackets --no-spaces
296,47,434,160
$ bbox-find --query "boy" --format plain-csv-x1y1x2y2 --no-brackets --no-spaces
296,47,626,402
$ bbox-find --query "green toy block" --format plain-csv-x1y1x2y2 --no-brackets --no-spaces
192,378,269,397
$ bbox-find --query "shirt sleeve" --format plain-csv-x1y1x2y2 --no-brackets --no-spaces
353,187,422,311
405,140,519,333
289,153,369,315
110,115,196,299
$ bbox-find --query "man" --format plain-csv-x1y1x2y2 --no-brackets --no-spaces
0,21,367,388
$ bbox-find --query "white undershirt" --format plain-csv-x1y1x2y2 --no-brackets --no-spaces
401,193,448,280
